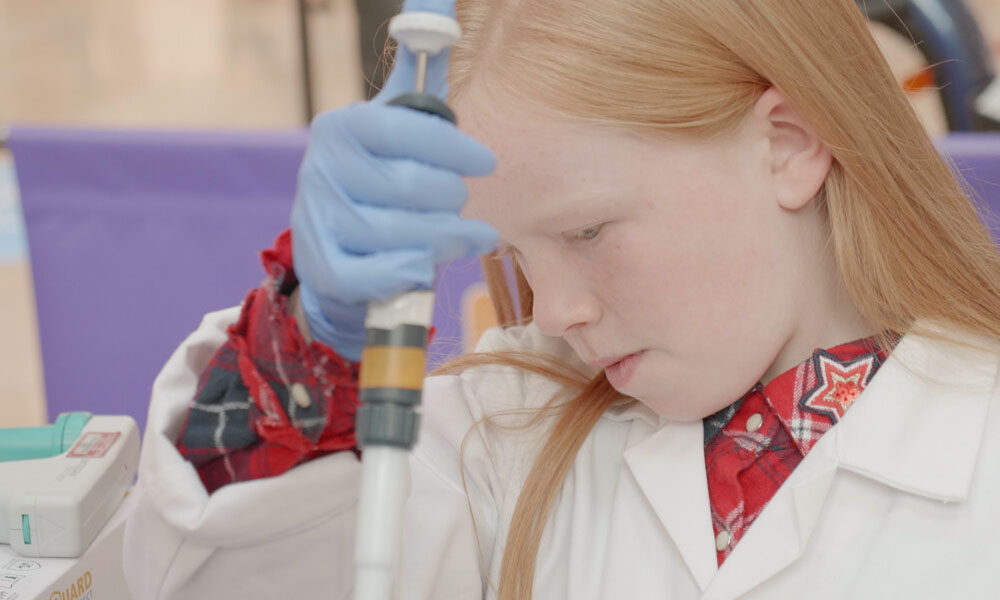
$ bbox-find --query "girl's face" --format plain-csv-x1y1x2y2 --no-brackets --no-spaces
454,84,867,421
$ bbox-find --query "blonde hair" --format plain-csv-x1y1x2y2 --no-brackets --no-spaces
432,0,1000,597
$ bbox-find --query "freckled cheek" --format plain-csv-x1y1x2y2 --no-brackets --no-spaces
597,242,690,317
604,230,769,338
672,195,774,301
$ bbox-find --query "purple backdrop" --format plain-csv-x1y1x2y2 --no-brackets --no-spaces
936,134,1000,242
9,127,486,433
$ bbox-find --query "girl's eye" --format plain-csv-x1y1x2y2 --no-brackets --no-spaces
572,223,605,242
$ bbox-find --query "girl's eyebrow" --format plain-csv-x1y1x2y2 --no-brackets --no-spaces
534,188,628,224
496,191,623,250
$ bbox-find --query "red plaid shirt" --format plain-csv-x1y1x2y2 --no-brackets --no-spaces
175,230,361,494
703,337,893,565
176,233,894,565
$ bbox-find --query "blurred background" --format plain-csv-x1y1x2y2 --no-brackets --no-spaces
2,0,1000,430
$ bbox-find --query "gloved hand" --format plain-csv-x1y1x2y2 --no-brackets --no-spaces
290,0,498,361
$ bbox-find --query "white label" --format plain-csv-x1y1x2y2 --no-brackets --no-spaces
67,432,120,459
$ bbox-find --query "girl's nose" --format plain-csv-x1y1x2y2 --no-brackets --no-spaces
529,266,602,338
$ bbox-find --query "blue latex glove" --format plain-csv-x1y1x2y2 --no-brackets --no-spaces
290,0,498,361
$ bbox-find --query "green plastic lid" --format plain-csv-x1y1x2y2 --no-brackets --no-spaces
0,411,92,463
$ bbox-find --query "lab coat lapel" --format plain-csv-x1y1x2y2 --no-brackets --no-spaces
622,420,718,591
701,440,839,600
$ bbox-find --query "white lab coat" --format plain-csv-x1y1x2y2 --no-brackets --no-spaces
123,307,1000,599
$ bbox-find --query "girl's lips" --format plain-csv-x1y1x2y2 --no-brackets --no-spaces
605,350,645,388
587,350,639,369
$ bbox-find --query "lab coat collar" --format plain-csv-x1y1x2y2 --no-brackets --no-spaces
621,325,1000,597
831,326,999,502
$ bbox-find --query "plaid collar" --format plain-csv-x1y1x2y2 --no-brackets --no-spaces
704,335,893,454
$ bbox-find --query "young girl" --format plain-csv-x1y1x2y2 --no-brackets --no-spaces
122,0,1000,598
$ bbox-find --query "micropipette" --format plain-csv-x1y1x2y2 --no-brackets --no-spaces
353,10,462,600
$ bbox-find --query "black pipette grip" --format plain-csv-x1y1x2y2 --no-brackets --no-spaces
387,92,457,124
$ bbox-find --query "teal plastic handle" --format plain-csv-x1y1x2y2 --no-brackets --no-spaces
0,412,92,463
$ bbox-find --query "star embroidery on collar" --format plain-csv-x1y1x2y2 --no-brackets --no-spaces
799,350,879,422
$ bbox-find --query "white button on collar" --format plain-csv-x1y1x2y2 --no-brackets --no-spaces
290,382,312,409
715,530,732,552
746,413,763,433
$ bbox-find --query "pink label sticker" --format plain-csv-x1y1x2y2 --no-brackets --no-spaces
67,432,121,458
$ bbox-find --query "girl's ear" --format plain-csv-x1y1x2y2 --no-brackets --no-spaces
754,87,833,211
